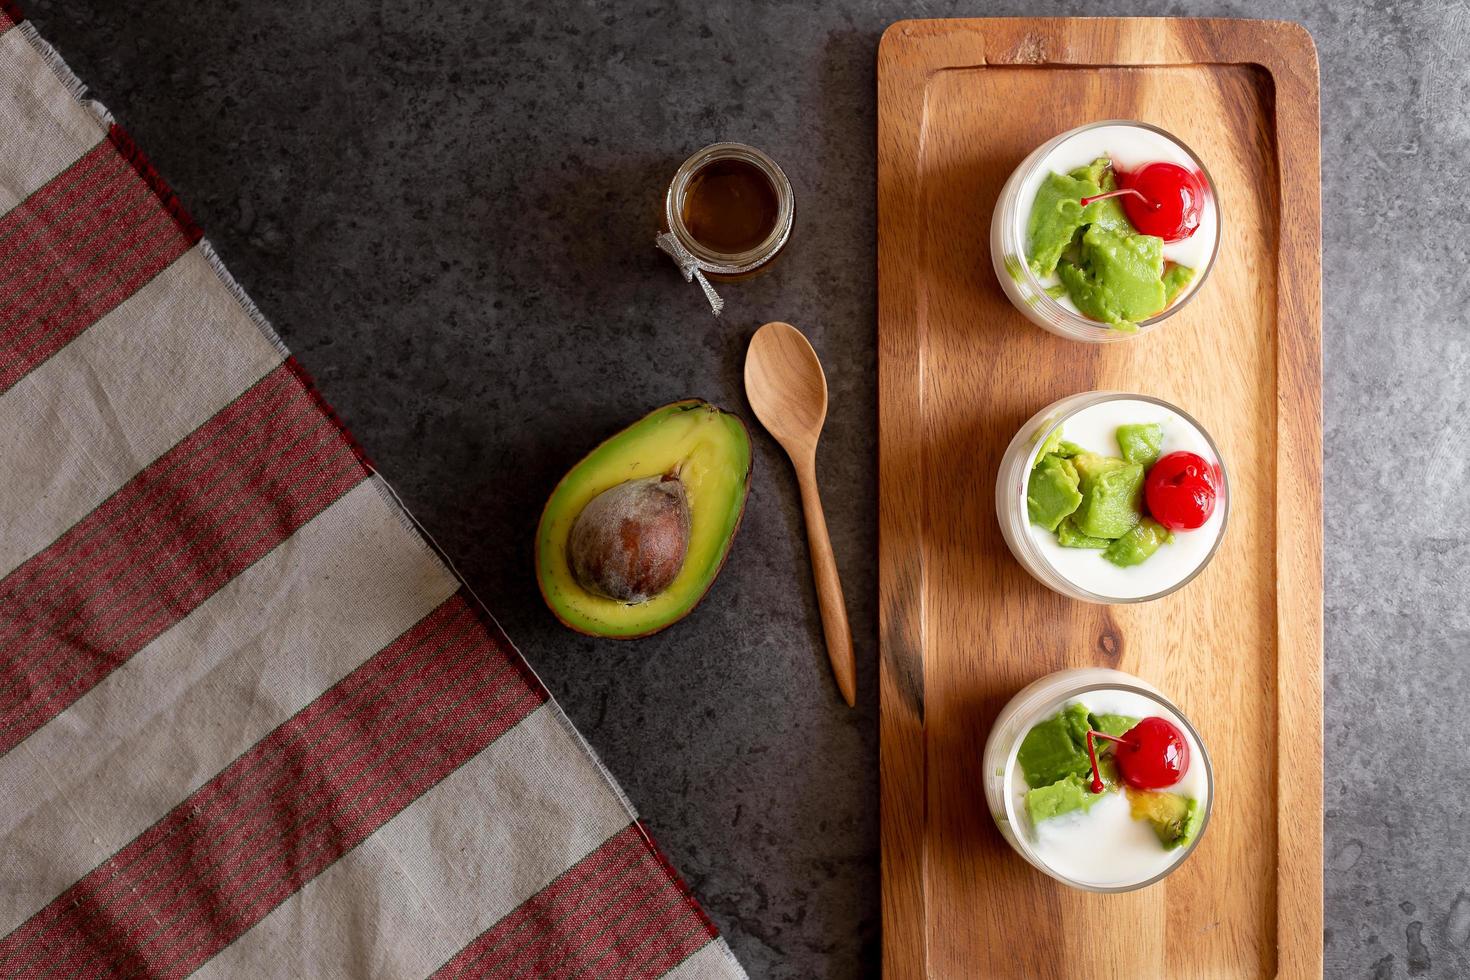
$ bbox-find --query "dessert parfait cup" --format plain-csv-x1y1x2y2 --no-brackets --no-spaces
982,667,1214,892
990,120,1220,342
995,390,1229,603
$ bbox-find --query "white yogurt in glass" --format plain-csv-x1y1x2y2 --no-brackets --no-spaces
983,668,1213,892
995,391,1229,603
990,121,1221,342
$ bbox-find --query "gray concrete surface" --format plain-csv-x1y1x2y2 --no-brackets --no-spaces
22,0,1466,976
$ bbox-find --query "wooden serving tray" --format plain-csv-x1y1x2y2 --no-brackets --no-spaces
877,18,1322,979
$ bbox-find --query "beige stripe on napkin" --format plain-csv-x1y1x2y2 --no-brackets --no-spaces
0,246,283,577
195,705,634,979
0,482,456,932
0,27,103,210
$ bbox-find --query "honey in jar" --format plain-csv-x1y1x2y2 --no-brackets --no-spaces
662,143,793,283
681,158,780,255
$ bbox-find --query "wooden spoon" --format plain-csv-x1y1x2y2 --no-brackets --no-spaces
744,321,856,707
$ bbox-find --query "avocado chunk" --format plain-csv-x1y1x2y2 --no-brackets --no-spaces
536,401,751,638
1116,423,1164,467
1068,156,1110,186
1127,789,1204,850
1090,713,1140,738
1072,455,1144,539
1056,225,1168,330
1027,455,1082,532
1036,428,1065,459
1036,429,1088,461
1070,158,1132,234
1026,773,1109,824
1163,263,1196,304
1103,517,1174,567
1071,451,1124,484
1025,154,1199,333
1027,171,1100,278
1017,702,1092,788
1057,517,1110,549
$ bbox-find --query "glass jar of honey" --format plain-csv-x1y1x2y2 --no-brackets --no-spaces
661,142,794,282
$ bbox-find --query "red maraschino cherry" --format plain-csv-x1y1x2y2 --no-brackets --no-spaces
1119,163,1205,243
1086,717,1190,792
1145,451,1218,531
1081,162,1206,244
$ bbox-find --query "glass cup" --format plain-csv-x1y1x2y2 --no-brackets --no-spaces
990,120,1220,342
982,667,1214,892
995,390,1229,603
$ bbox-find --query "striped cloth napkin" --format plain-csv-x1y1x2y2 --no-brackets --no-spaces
0,8,746,979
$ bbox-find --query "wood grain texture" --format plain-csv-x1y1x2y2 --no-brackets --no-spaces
876,18,1322,979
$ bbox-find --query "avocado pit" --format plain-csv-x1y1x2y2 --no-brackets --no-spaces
535,399,751,639
567,472,691,604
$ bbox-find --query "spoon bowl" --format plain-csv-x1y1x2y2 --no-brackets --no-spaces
745,322,829,455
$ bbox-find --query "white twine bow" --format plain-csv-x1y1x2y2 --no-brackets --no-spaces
655,231,724,316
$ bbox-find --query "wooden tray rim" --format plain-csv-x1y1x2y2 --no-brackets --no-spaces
875,17,1324,979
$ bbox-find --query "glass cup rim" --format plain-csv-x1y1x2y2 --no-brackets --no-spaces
1011,390,1231,604
1000,677,1215,893
1002,119,1222,334
664,141,794,275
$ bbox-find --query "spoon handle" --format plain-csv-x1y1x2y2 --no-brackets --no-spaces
793,453,856,707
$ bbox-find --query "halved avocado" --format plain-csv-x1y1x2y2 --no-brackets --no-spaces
536,400,751,638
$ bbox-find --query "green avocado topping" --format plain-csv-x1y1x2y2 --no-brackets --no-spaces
1023,155,1196,332
1103,517,1174,567
1116,423,1164,467
1024,422,1186,570
1018,703,1201,854
1027,455,1083,532
1017,702,1092,788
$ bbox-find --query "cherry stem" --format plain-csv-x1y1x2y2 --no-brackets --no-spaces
1079,187,1160,211
1085,730,1130,794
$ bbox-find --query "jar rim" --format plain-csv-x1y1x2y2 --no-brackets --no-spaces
665,142,794,275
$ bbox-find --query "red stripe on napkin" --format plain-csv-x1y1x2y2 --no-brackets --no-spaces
0,1,20,32
0,592,546,979
0,362,367,757
432,821,718,979
0,127,199,394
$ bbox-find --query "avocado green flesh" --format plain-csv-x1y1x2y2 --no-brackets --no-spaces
1023,155,1197,332
1057,516,1109,549
1027,773,1105,824
1116,423,1163,467
1104,517,1174,567
1017,702,1092,788
1027,171,1097,279
1163,263,1196,304
1019,705,1200,853
1091,713,1140,738
536,401,750,638
1127,789,1204,850
1073,456,1144,539
1018,703,1126,824
1027,455,1082,532
1056,225,1166,329
1072,157,1132,234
